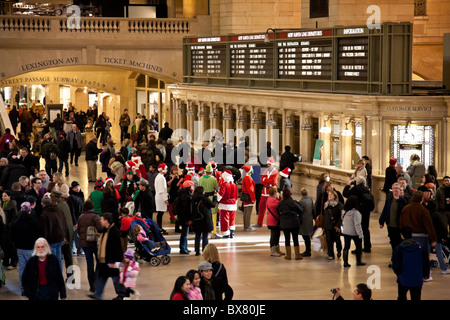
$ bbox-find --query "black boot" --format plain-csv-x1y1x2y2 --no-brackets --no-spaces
356,252,366,266
343,249,351,268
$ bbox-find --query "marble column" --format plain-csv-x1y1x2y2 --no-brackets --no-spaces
284,109,294,150
340,116,353,170
299,112,312,163
319,114,332,166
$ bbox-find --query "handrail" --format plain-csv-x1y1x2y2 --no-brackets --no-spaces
0,15,194,34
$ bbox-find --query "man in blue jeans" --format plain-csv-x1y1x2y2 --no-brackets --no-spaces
88,213,125,300
11,201,40,295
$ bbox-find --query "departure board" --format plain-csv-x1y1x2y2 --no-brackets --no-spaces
277,29,333,79
229,35,273,78
337,37,369,81
190,37,227,77
183,22,413,95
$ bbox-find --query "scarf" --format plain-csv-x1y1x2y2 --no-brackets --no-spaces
98,223,115,263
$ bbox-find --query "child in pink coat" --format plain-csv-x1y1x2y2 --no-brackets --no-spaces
109,249,140,299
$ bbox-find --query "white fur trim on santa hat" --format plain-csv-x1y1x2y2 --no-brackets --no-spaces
280,168,291,177
222,170,233,183
267,157,275,165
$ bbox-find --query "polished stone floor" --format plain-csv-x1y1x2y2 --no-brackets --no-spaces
1,153,450,301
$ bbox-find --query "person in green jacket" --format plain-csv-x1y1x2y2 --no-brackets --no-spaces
199,164,220,238
89,177,104,216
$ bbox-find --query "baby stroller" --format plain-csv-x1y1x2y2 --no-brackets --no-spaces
430,239,450,268
130,219,171,267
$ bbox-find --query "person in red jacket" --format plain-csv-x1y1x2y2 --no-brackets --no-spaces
266,187,284,257
254,157,278,228
217,170,239,238
241,165,256,231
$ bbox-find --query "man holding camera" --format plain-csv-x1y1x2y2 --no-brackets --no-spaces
331,284,372,300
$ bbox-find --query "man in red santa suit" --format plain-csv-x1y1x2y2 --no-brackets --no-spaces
254,156,278,228
131,155,147,178
217,170,239,238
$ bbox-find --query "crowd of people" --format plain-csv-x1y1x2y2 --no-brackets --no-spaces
0,102,449,301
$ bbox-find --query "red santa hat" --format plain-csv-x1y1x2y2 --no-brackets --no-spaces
267,157,275,165
241,165,252,174
186,163,195,171
199,167,205,173
280,168,291,178
208,161,216,169
131,155,143,166
104,177,115,186
158,163,168,172
126,160,137,169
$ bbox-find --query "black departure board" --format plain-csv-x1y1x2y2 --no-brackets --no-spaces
190,37,227,77
229,35,273,78
184,23,412,95
337,37,369,81
277,38,332,79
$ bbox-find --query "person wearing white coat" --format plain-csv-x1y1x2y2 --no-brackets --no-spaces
155,163,169,235
341,195,366,268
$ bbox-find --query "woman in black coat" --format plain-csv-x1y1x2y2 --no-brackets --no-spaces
277,189,304,260
322,190,343,261
191,186,218,256
101,186,119,226
1,190,18,269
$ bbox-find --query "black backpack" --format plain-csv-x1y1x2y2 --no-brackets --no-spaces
360,190,375,213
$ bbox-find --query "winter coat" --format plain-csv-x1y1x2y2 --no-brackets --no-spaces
392,239,430,288
435,185,450,213
341,208,363,238
400,202,437,244
112,260,140,288
191,193,217,233
278,177,292,192
266,196,280,227
67,129,82,150
241,175,256,206
407,160,426,190
101,194,119,226
77,210,102,248
174,188,193,224
323,200,343,230
315,189,344,219
96,223,123,278
154,173,168,212
85,140,102,161
383,166,397,193
39,203,67,245
187,284,203,300
277,197,303,229
0,162,27,190
57,138,70,160
67,189,85,224
11,211,40,250
22,254,67,300
298,195,315,236
379,195,408,228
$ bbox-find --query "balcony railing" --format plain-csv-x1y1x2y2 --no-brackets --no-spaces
0,15,196,37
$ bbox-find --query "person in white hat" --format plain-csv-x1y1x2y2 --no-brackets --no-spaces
254,157,278,228
155,163,169,235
